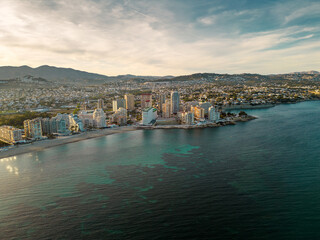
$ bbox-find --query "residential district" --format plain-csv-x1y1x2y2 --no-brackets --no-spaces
0,73,319,146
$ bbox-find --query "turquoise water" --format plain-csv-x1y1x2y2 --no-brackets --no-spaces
0,101,320,239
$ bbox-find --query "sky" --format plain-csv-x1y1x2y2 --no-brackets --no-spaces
0,0,319,76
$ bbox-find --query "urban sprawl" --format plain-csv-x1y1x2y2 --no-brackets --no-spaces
0,72,319,147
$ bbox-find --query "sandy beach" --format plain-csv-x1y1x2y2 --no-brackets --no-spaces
0,126,139,159
0,115,256,159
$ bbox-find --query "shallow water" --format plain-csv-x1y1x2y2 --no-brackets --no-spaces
0,101,319,239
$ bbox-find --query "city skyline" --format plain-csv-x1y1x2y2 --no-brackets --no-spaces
0,0,319,76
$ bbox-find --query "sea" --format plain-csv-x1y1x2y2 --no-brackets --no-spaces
0,101,319,240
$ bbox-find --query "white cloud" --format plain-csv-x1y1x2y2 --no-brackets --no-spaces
0,0,319,75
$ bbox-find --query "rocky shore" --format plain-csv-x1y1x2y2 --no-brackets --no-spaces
137,115,257,130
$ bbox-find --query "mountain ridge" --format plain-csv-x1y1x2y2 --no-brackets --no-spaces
0,65,173,83
0,65,318,83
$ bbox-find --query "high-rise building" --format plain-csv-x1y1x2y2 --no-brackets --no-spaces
141,93,152,109
41,118,52,135
69,114,84,132
93,108,106,128
111,107,127,126
113,99,126,112
97,99,104,109
55,113,70,129
185,112,194,125
191,106,205,120
163,99,171,118
125,94,135,111
215,111,221,122
142,107,158,125
209,106,216,122
159,94,166,113
55,118,67,134
24,118,42,140
199,102,212,115
0,126,23,144
171,91,180,114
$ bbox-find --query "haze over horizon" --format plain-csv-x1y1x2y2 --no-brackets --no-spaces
1,0,319,76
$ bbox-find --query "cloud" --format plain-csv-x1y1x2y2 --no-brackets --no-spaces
0,0,319,75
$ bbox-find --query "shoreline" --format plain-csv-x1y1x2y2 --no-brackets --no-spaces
0,126,139,159
0,116,256,160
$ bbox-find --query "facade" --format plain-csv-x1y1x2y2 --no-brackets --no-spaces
55,113,70,129
199,102,212,115
69,114,84,132
41,117,68,135
93,108,106,128
111,107,127,126
142,107,158,125
97,99,104,109
185,112,194,125
141,93,152,109
113,99,126,112
0,125,23,144
208,106,215,122
78,110,94,128
159,94,166,113
170,91,180,114
124,94,135,111
191,106,205,120
55,118,67,134
24,118,43,140
208,106,220,122
41,118,52,135
163,99,171,118
215,111,221,122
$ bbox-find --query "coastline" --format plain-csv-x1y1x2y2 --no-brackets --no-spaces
137,115,257,130
0,126,139,159
222,103,275,110
0,115,256,160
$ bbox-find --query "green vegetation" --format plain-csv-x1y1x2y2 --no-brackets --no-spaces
73,104,81,114
0,112,54,129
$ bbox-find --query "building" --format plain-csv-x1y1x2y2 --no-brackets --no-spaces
24,118,42,140
55,113,70,129
93,108,106,128
142,107,158,125
69,114,84,132
185,112,194,125
171,91,180,114
0,126,23,144
78,110,94,128
214,111,221,122
110,107,127,126
191,106,205,120
199,102,212,115
55,118,67,134
41,118,52,135
125,94,135,111
141,93,152,109
113,99,126,112
159,94,166,113
41,117,68,135
208,106,215,122
97,99,104,109
163,99,171,118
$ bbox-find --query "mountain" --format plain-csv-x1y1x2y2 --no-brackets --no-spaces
0,65,172,83
291,71,320,75
0,65,109,83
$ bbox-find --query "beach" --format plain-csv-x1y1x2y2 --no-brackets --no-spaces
0,126,139,159
0,115,256,159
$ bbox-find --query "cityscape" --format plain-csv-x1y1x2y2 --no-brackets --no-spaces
1,70,319,149
1,0,320,239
